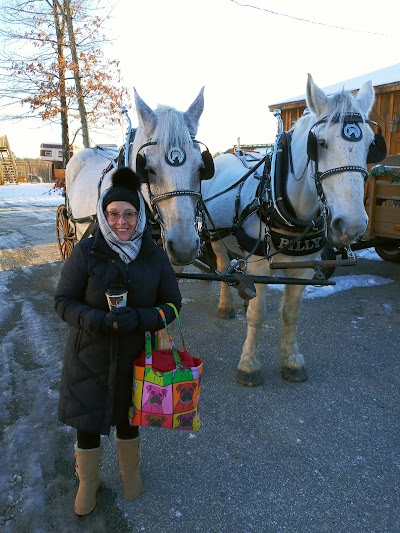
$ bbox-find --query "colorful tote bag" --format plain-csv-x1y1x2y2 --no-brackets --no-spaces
128,304,203,431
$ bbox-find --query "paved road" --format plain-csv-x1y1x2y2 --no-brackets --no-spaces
0,203,399,532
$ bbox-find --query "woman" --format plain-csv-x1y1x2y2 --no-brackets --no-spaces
54,167,181,516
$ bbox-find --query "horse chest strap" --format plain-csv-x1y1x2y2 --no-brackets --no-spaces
270,228,325,256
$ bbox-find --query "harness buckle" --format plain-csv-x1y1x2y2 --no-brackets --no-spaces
313,265,326,281
226,259,257,300
227,258,247,275
195,214,203,233
344,245,356,261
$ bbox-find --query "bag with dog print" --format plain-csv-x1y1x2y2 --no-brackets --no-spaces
128,304,203,431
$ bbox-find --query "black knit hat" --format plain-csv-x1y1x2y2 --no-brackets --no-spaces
103,167,141,211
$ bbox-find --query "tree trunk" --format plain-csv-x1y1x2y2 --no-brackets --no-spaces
64,0,90,148
52,1,70,168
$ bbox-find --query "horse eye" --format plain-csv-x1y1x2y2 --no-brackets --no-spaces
318,140,327,149
147,168,156,175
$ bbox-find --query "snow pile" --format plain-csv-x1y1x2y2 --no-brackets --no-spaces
0,183,63,208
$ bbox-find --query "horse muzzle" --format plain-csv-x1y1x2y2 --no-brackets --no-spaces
327,213,368,245
166,236,200,266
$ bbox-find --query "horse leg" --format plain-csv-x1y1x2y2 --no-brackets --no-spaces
279,275,310,382
236,282,266,386
211,241,235,319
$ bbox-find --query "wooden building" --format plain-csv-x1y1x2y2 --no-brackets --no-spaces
0,135,17,185
39,142,75,170
268,64,400,165
1,136,57,184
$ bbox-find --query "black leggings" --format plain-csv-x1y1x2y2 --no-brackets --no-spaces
77,422,139,450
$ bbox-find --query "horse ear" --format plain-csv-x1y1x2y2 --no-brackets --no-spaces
134,87,157,135
306,73,328,116
356,80,375,116
184,86,204,134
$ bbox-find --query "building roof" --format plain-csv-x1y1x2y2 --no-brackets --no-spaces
269,63,400,108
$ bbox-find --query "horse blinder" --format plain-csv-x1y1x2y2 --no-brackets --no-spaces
136,140,215,182
135,153,148,184
135,141,158,184
200,149,215,180
192,139,214,180
306,117,327,162
307,130,318,162
366,124,387,164
307,115,387,165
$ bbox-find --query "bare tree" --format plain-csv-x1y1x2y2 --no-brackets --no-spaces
0,0,129,162
62,0,90,148
53,0,70,166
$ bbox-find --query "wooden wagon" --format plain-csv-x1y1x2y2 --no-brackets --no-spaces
361,165,400,261
321,165,400,278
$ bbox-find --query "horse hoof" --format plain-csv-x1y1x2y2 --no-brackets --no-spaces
217,308,236,319
236,370,263,387
281,367,308,383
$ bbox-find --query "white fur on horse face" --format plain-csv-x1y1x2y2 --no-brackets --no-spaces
66,88,207,265
303,75,371,244
131,88,205,265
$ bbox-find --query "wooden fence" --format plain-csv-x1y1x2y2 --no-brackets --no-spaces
15,159,54,183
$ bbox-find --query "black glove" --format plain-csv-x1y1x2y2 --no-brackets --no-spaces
103,307,139,332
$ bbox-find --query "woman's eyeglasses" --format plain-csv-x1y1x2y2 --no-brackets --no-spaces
106,210,138,222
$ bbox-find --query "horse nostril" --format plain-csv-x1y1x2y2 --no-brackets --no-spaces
166,240,176,257
166,237,200,265
331,216,344,236
331,214,368,243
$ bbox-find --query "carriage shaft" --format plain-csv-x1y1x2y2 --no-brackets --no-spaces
269,259,357,270
175,272,335,286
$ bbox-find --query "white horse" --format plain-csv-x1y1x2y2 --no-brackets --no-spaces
201,74,386,386
66,87,214,265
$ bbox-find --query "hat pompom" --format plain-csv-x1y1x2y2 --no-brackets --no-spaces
112,167,141,191
103,167,141,210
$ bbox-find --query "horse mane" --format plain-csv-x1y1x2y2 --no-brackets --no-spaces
153,105,192,154
325,90,367,124
292,88,367,135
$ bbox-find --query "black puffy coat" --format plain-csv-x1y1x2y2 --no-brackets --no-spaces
54,225,182,435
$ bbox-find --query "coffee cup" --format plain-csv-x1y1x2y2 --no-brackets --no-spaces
106,285,128,311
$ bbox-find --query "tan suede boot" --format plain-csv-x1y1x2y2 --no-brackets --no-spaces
74,445,101,516
115,436,142,500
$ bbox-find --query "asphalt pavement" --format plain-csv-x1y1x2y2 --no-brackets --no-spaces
0,203,399,533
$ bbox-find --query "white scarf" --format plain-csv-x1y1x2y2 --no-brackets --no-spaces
96,189,147,264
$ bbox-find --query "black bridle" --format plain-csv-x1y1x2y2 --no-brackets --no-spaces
135,139,205,229
307,112,386,201
200,111,387,262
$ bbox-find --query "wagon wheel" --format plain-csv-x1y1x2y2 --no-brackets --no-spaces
374,243,400,263
56,204,76,261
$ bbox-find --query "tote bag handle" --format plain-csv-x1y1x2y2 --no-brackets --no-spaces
144,304,186,369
